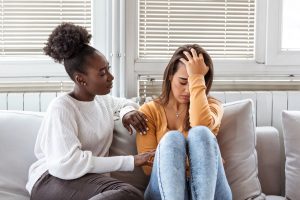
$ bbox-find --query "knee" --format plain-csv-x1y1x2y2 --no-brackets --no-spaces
160,131,185,147
187,126,216,144
122,184,144,200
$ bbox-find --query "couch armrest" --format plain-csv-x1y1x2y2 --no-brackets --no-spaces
256,126,281,196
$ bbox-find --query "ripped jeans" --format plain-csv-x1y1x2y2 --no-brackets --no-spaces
144,126,232,200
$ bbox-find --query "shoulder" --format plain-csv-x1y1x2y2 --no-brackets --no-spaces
140,100,163,118
46,93,77,116
48,93,71,109
140,100,161,112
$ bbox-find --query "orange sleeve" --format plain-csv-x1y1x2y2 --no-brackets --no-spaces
188,75,223,135
136,102,158,176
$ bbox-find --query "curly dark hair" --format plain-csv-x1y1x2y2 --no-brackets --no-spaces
43,22,96,80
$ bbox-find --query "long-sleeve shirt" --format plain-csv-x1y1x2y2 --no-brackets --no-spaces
136,75,223,176
26,93,138,194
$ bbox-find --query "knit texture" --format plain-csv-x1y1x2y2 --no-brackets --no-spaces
26,93,138,193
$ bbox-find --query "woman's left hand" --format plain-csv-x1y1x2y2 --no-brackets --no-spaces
180,48,209,76
122,110,148,135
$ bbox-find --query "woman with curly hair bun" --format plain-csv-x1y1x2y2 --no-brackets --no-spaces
26,22,154,200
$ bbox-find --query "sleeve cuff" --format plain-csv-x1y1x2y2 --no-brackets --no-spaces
127,155,135,171
188,74,205,83
188,75,206,90
120,106,136,120
90,155,135,173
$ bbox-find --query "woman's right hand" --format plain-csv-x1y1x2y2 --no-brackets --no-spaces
134,150,156,167
180,48,209,76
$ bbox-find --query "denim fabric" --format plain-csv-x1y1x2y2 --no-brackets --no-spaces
144,126,232,200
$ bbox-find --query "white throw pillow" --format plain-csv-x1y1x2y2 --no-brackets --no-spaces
282,110,300,200
0,111,43,200
217,99,264,200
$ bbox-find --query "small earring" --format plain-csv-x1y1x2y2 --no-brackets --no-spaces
83,82,87,86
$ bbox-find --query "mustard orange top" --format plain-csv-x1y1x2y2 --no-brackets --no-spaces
136,75,224,176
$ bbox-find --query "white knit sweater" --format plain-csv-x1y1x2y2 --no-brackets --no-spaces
26,93,138,193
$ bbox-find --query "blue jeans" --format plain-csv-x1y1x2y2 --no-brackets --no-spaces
144,126,232,200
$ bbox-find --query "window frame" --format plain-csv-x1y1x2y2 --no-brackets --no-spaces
125,0,300,97
266,0,300,65
0,0,107,80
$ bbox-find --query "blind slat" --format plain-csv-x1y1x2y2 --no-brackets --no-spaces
138,0,255,60
0,0,91,57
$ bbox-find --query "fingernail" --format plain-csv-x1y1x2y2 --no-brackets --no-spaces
145,119,148,121
143,131,146,134
146,127,149,131
140,132,142,135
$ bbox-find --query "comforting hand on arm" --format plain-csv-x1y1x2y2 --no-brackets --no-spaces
111,96,154,168
136,104,158,176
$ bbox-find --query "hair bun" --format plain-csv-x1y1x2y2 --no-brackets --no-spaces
43,22,92,63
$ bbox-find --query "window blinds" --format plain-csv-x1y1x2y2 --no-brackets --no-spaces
0,0,91,56
139,0,255,60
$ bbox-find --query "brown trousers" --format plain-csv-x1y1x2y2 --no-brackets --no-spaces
30,171,144,200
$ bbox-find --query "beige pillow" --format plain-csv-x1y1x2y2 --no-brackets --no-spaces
282,110,300,200
217,99,264,200
109,117,149,191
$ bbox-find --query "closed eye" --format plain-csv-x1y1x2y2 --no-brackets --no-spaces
179,82,188,85
99,65,111,76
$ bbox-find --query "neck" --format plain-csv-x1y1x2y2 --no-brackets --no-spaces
167,93,186,111
70,84,95,101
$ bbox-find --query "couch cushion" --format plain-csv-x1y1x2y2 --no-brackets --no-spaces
109,117,149,191
282,110,300,200
265,196,285,200
217,99,264,200
0,110,43,200
256,126,281,195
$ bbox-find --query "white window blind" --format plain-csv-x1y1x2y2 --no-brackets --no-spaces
0,0,91,57
139,0,255,60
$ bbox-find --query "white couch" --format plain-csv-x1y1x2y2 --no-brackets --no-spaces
0,111,282,199
2,91,300,200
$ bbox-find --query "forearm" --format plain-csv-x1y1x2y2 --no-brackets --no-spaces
189,75,213,127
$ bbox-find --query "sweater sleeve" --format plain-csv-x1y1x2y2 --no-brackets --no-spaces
39,105,134,180
136,102,158,176
188,75,224,135
109,95,139,120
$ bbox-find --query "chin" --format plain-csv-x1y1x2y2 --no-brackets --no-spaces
178,99,189,104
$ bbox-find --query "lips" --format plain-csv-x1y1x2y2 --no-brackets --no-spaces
181,95,190,100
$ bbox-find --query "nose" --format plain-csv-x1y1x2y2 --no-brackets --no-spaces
108,71,114,81
184,83,189,93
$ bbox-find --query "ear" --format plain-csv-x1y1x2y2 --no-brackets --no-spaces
74,73,87,86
